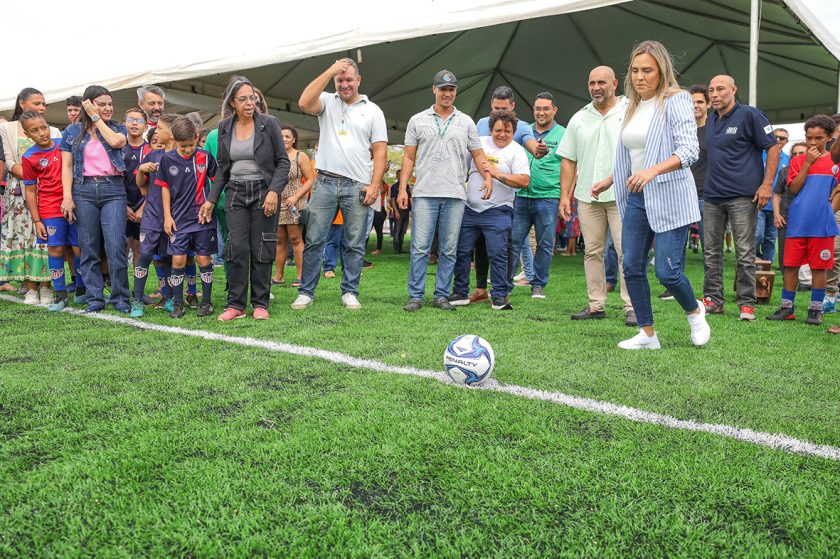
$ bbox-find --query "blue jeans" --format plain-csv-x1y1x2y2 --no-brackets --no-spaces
622,193,698,327
453,206,513,301
299,174,369,298
605,231,618,287
408,197,465,300
518,236,534,281
755,209,777,263
510,197,559,288
73,177,130,309
323,224,344,272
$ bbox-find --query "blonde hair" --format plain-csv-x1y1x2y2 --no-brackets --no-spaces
623,40,683,126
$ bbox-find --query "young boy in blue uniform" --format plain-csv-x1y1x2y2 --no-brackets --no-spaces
156,116,217,318
768,115,840,325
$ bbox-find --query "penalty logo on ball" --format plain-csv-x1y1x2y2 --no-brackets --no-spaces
443,334,495,386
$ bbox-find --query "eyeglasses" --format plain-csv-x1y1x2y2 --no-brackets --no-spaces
126,117,146,124
774,135,789,142
234,95,259,103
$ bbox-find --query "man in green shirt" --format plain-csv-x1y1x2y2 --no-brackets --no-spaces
510,92,565,299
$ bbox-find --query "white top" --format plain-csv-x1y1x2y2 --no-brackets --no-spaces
315,91,388,185
620,98,657,173
466,136,530,212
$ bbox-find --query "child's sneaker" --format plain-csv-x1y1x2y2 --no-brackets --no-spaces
169,304,186,319
39,286,54,305
822,297,836,314
46,299,67,312
805,309,823,325
767,306,796,321
23,289,39,305
129,300,145,318
185,293,200,309
197,302,214,317
163,298,175,313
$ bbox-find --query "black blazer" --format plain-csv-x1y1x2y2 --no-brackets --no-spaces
208,112,290,203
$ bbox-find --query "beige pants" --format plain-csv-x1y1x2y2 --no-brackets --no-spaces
825,212,840,295
577,200,632,313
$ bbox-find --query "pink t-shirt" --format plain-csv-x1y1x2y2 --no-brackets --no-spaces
83,136,118,176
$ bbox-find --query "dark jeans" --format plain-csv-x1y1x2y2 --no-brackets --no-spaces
755,209,777,263
703,197,757,307
622,193,699,327
392,208,410,253
223,180,278,310
510,197,559,288
323,224,344,272
453,206,514,301
605,231,618,287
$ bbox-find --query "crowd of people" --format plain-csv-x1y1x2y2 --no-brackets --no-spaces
2,39,840,347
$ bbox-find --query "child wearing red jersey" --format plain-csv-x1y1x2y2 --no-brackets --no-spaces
20,112,85,311
768,115,840,325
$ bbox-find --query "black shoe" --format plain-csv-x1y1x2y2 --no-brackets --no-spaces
659,290,675,300
448,293,470,306
766,306,796,321
805,309,823,325
432,297,455,311
571,307,606,320
169,304,186,319
185,293,200,309
362,260,374,269
491,299,513,310
197,302,214,317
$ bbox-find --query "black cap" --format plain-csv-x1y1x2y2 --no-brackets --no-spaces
433,70,458,88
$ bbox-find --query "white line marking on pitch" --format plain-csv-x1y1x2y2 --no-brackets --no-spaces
3,293,839,462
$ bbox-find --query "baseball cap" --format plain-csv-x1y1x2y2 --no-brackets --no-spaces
433,70,458,88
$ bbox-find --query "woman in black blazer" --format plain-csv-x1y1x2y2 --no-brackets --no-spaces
200,75,290,320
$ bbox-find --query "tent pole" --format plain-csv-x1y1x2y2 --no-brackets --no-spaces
749,0,759,107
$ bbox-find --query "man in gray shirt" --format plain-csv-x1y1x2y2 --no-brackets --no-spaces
397,70,492,311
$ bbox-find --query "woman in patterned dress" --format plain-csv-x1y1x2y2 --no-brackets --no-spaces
273,124,313,287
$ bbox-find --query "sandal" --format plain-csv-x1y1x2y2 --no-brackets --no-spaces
827,325,840,334
271,278,285,285
292,278,301,287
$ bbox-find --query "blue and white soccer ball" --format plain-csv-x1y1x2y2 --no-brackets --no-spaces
444,335,495,385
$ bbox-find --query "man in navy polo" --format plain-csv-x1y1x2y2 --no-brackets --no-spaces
702,75,781,321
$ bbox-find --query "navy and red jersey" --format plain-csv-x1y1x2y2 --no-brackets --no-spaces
155,149,217,232
138,148,168,231
786,153,840,238
123,142,149,210
22,140,64,219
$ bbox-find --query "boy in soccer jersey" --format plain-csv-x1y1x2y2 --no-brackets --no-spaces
20,112,85,311
131,115,178,317
123,107,148,269
768,115,840,325
156,116,217,318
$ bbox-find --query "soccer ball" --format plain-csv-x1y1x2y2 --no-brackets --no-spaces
443,335,495,385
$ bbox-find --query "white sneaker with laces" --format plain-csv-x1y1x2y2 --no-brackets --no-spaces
23,289,39,305
513,271,526,282
687,300,711,346
618,329,661,350
291,294,313,310
39,286,55,305
341,293,362,309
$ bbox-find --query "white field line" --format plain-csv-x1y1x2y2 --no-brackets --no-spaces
3,293,839,462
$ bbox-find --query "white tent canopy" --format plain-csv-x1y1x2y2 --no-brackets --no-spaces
4,0,838,144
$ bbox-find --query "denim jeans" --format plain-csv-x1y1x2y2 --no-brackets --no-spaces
622,192,699,327
323,224,344,272
453,206,513,301
518,236,535,281
299,174,369,298
408,197,465,301
697,199,705,252
702,197,758,307
755,209,777,263
73,176,130,309
604,231,618,286
510,197,559,288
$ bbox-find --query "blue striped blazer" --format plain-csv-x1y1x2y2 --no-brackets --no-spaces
613,90,701,233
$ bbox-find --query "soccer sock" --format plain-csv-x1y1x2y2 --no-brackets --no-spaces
170,266,186,305
811,288,826,311
72,256,85,292
186,262,197,295
48,255,67,298
133,254,154,302
199,265,214,303
781,288,796,308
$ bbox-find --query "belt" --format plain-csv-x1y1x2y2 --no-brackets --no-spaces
230,179,265,187
317,170,351,180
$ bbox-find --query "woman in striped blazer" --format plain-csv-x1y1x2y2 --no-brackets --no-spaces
592,40,710,350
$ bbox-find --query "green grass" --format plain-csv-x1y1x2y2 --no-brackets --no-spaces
1,246,839,557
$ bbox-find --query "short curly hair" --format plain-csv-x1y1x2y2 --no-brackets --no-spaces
803,114,836,137
488,109,517,133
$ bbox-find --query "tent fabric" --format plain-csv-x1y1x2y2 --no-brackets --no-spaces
3,0,837,140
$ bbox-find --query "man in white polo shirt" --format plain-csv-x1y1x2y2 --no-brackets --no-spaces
293,58,388,310
558,66,636,326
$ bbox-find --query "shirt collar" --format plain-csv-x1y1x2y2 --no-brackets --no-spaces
333,93,369,106
583,95,628,118
425,105,460,118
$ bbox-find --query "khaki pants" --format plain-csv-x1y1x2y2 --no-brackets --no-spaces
577,200,632,313
825,211,840,295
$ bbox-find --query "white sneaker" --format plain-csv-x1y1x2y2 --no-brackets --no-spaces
513,271,526,282
39,286,55,305
291,294,313,310
687,300,711,346
618,329,661,350
341,293,362,309
23,289,39,305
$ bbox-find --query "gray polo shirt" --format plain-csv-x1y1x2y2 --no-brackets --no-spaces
315,92,388,185
404,106,481,199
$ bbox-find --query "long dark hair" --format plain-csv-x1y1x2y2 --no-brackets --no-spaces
221,75,254,120
280,124,299,150
12,87,43,121
78,85,112,141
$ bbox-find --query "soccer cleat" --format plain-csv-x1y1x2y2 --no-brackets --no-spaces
805,309,823,325
185,294,200,309
163,298,175,313
687,301,711,346
448,293,470,306
217,307,246,321
129,300,145,318
291,294,314,310
702,297,724,315
403,300,422,312
766,306,796,321
433,297,455,311
341,293,362,309
822,297,836,314
46,299,67,312
531,286,546,299
738,305,756,321
197,302,214,317
169,304,186,319
618,329,661,350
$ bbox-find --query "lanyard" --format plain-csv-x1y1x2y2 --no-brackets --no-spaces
434,114,453,139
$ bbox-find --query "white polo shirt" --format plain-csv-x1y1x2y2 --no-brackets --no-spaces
315,92,388,185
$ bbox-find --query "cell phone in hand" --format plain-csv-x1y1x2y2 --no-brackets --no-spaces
359,190,370,205
290,206,300,219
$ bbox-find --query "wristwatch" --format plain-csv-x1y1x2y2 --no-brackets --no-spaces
91,114,101,123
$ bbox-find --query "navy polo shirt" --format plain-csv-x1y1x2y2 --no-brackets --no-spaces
704,103,777,202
